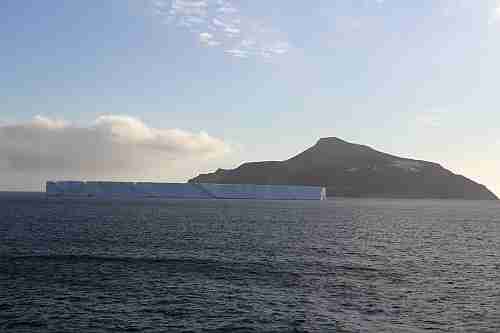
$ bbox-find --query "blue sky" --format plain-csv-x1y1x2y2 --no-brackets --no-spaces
1,0,499,193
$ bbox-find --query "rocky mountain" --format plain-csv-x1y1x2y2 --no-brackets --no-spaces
190,137,498,200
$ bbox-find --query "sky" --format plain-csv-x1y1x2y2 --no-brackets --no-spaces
1,0,499,194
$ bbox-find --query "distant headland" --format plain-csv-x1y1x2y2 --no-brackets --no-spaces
190,137,498,200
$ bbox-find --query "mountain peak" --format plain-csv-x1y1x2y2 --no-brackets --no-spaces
316,137,350,145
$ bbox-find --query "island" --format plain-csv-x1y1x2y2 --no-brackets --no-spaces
190,137,498,200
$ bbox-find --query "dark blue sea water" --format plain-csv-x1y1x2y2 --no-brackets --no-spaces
1,193,500,332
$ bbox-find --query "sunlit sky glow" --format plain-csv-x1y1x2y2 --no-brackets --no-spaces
1,0,499,194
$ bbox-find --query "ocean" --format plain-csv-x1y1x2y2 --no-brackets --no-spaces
1,193,499,332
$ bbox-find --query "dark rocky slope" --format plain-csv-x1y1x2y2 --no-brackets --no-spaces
190,137,498,200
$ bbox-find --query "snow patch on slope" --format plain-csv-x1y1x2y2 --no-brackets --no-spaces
392,160,422,172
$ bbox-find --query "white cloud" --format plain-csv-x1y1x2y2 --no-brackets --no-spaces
199,32,220,46
31,115,68,129
225,49,249,58
171,0,208,17
216,0,238,14
491,4,500,23
0,115,230,189
150,0,291,59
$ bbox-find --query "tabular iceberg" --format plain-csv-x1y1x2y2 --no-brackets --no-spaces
46,181,326,200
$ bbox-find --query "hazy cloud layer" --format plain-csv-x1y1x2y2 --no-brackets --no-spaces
150,0,291,59
0,115,230,189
